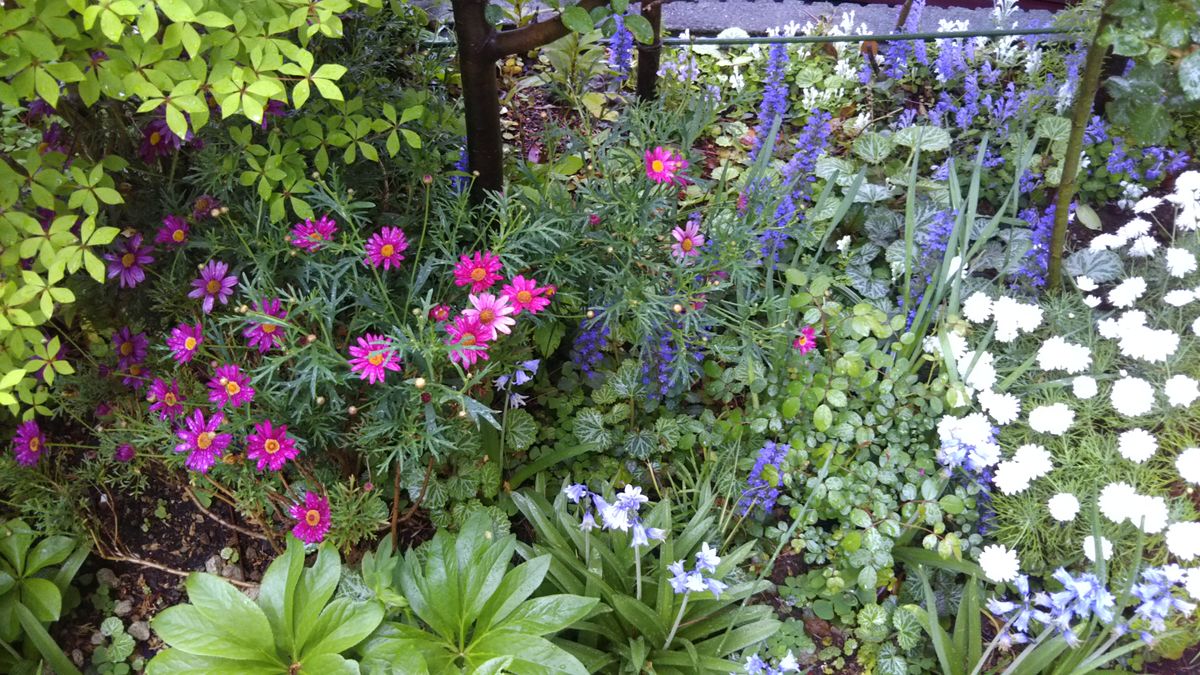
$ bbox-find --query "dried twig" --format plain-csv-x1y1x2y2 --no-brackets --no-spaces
183,486,272,543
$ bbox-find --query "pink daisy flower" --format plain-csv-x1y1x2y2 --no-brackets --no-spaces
246,420,299,471
154,215,189,246
174,409,232,473
147,377,186,420
103,234,154,288
429,304,451,322
243,298,287,353
120,362,150,390
644,146,688,186
113,327,148,369
12,420,45,467
670,220,705,262
290,215,337,251
188,260,238,313
453,251,503,293
348,333,402,385
113,444,136,462
463,293,515,339
445,315,491,368
364,227,409,270
167,323,203,363
500,276,552,315
793,325,817,355
207,364,254,407
289,491,331,543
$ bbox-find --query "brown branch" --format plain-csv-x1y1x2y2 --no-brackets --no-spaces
184,486,273,544
488,0,613,58
399,456,436,525
91,541,259,589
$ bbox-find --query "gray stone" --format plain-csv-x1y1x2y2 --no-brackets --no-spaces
204,555,221,575
128,620,151,642
113,599,133,617
96,568,118,587
71,649,85,667
221,563,245,582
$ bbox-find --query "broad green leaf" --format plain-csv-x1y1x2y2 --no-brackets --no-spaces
623,14,654,44
185,574,275,660
299,652,358,674
145,648,282,675
505,408,538,451
259,536,304,655
21,577,62,621
852,132,893,164
1180,50,1200,100
467,631,589,675
152,605,277,662
559,6,593,33
293,544,341,654
492,594,598,637
25,535,74,574
301,598,383,659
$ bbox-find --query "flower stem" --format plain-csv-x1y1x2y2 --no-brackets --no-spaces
635,548,643,600
663,593,689,650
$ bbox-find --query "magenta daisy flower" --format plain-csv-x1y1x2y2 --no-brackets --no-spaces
364,227,409,270
192,194,220,221
290,215,338,251
120,362,150,390
154,215,189,246
12,420,45,467
446,315,491,368
671,220,705,262
246,420,299,471
793,325,817,355
113,327,148,369
147,377,186,420
453,251,503,293
174,409,232,473
348,333,402,385
104,234,154,288
500,275,552,315
208,364,254,407
188,260,238,313
429,304,451,322
463,293,515,339
113,444,135,462
644,146,688,186
244,298,287,353
289,491,331,543
167,323,203,363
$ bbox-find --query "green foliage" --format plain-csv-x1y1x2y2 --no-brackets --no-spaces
148,536,383,674
511,487,781,673
0,519,88,675
360,511,600,674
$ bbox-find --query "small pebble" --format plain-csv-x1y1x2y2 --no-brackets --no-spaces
113,599,133,617
128,621,151,642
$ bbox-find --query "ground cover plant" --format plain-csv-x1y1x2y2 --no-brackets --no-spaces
1,0,1200,672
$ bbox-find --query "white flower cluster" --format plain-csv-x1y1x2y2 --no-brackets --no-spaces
1099,482,1169,534
1035,336,1092,374
962,294,1044,343
1097,309,1178,364
993,444,1053,495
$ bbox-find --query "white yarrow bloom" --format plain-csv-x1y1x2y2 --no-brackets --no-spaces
992,296,1043,342
1083,535,1113,562
1099,481,1139,524
1028,403,1074,435
1108,277,1147,308
1047,492,1080,522
1075,275,1098,291
1118,325,1179,364
1187,569,1200,602
1117,217,1152,241
1036,336,1092,374
1089,233,1126,251
962,292,993,324
1128,235,1159,258
1165,374,1200,408
1133,494,1169,534
960,350,998,394
993,460,1034,495
978,544,1021,583
1164,289,1196,307
1177,447,1200,485
1111,376,1155,416
1013,443,1054,477
979,389,1021,425
1193,315,1200,336
1167,523,1200,562
1166,248,1198,278
1083,294,1102,308
1073,375,1098,399
1133,195,1163,214
1117,428,1158,463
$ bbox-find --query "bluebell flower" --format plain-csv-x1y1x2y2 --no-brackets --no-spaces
571,314,610,378
751,43,789,160
450,144,469,193
564,483,589,504
695,541,720,573
738,441,790,515
608,13,633,79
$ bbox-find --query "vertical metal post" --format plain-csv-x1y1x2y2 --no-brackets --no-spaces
636,1,662,102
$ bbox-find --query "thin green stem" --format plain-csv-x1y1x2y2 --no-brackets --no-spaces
663,593,689,650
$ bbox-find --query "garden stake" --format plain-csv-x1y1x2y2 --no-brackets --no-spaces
635,0,662,102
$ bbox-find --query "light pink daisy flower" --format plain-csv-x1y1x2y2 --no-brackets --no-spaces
446,315,491,368
793,325,817,355
289,491,331,543
500,276,552,315
207,364,255,407
188,260,238,314
243,298,286,353
453,251,503,293
348,333,402,384
12,420,45,467
246,420,299,471
644,146,688,186
167,323,203,363
147,377,186,420
364,227,409,270
671,220,705,262
290,215,337,251
154,215,189,246
463,293,515,338
174,409,232,473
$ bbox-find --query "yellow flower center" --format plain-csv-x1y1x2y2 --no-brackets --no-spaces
224,381,241,396
651,159,665,173
681,238,693,252
163,392,176,405
381,244,395,257
184,336,197,350
264,439,280,454
305,509,321,526
150,131,161,145
28,437,39,452
479,309,494,323
128,364,142,376
461,333,476,347
121,252,136,268
516,290,533,304
470,267,487,282
206,279,221,293
172,229,185,242
120,342,133,356
368,353,384,366
308,232,323,241
196,432,214,449
797,335,807,345
261,324,277,334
